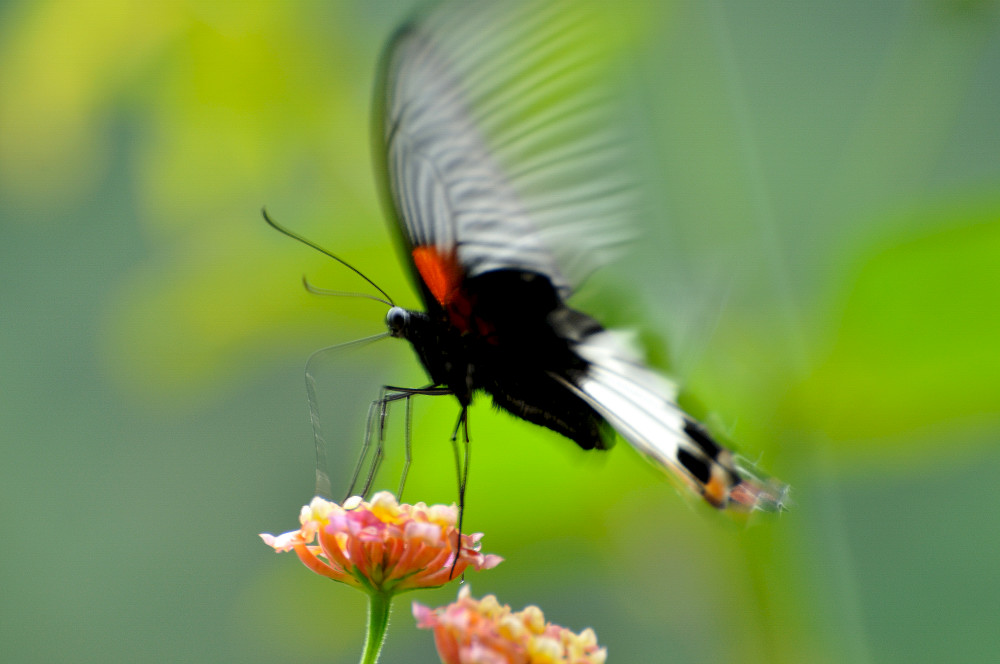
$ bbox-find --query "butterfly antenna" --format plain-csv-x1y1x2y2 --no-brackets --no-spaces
262,207,395,306
302,276,393,307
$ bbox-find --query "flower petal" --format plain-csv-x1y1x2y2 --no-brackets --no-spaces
414,590,606,664
262,495,500,597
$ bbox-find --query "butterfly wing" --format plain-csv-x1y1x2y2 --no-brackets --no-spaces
561,330,788,512
372,0,636,312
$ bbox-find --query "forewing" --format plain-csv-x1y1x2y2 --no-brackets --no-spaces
372,0,639,307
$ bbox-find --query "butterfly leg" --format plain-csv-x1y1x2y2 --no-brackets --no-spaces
347,391,391,501
397,393,414,500
449,406,470,579
346,385,452,502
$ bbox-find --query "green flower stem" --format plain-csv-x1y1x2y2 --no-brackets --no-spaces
359,591,392,664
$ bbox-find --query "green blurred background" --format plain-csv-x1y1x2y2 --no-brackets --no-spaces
2,1,999,662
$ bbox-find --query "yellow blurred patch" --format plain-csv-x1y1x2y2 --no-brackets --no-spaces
0,0,180,208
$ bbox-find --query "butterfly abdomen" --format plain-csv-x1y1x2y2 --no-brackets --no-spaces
463,271,613,450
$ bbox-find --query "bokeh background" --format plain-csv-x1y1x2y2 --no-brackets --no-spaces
3,1,999,662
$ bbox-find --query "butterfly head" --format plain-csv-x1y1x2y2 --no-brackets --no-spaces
386,306,410,339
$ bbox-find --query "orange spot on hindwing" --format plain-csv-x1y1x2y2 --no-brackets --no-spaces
702,469,730,509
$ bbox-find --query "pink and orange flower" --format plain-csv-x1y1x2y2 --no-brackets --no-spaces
260,491,502,595
414,587,607,664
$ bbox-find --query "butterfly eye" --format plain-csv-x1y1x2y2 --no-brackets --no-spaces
386,306,409,337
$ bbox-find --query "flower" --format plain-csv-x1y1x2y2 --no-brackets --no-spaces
414,587,607,664
260,491,502,595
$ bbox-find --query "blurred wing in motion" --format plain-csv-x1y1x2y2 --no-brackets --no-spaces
373,0,637,308
565,330,788,512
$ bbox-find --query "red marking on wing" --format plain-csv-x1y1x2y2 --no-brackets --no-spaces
412,246,483,335
412,246,463,306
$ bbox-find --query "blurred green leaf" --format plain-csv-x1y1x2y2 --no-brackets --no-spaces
787,196,1000,458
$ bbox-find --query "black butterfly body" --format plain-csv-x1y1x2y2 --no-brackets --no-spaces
388,266,612,451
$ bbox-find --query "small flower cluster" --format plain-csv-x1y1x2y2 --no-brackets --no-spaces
414,586,607,664
260,491,502,594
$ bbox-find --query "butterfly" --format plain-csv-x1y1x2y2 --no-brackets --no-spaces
270,0,787,514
